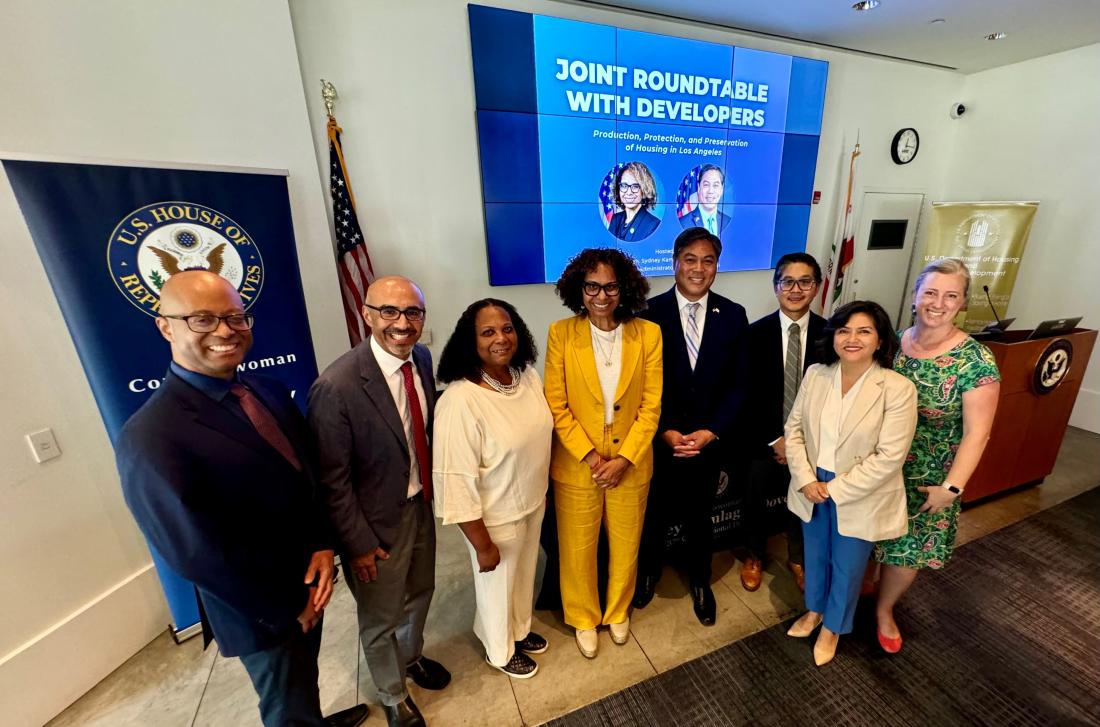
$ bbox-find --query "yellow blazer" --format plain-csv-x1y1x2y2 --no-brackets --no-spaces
544,315,663,486
785,362,917,541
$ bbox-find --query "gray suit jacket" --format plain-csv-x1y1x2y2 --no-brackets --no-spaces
307,341,436,557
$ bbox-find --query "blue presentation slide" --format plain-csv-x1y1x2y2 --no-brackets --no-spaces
470,5,828,285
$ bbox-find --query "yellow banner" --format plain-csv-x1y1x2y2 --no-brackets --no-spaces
921,201,1038,331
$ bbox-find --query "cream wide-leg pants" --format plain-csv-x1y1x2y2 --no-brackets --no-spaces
463,501,546,667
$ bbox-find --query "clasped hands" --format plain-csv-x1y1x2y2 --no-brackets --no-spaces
661,429,717,458
297,548,335,633
584,450,630,489
800,481,830,504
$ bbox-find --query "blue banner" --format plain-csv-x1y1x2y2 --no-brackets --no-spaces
2,159,319,635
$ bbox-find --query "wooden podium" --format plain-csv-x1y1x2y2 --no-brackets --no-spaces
963,327,1096,503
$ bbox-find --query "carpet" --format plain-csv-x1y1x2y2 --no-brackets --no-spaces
547,487,1100,726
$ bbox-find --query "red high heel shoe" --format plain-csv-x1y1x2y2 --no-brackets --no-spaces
877,629,903,654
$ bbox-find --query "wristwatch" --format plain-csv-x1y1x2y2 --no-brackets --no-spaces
941,482,963,495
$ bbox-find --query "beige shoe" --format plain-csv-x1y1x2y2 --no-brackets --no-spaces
609,619,630,645
813,627,839,667
786,611,823,638
575,628,598,658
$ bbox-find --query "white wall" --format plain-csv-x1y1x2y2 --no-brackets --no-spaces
0,2,348,725
288,0,964,353
943,44,1100,431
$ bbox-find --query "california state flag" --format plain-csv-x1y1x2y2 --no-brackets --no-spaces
821,142,860,316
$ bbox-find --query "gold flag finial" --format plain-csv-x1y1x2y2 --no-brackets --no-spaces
320,79,338,119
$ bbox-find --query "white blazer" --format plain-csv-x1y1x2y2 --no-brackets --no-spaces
785,362,917,541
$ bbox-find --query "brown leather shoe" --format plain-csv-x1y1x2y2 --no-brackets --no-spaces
740,557,763,591
788,561,805,592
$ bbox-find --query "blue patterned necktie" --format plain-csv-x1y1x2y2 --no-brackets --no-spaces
686,302,701,370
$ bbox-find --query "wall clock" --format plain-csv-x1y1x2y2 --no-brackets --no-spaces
891,128,919,164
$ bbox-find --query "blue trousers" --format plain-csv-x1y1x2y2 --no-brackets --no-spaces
802,468,874,635
239,620,324,726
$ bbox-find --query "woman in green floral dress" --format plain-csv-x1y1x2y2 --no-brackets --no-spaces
873,259,1001,653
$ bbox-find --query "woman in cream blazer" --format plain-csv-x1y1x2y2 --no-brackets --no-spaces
784,300,916,666
545,249,662,659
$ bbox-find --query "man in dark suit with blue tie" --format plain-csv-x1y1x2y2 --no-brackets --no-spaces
634,227,749,625
116,271,367,727
738,253,826,593
678,164,731,235
309,276,449,727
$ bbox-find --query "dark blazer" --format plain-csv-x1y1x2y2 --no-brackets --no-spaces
640,286,749,441
678,208,731,233
116,371,330,657
743,309,827,459
307,341,436,558
609,208,661,241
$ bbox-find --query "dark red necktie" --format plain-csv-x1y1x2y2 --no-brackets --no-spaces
229,383,302,471
400,361,432,501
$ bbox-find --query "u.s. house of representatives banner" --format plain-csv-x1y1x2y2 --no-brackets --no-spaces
2,157,319,637
921,201,1039,331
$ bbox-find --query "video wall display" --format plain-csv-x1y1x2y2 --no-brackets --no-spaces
469,4,829,285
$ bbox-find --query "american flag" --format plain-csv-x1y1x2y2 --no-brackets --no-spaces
676,165,701,220
328,117,375,346
599,163,626,223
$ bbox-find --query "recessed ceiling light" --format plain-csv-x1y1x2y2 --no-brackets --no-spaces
986,32,1008,40
852,0,880,10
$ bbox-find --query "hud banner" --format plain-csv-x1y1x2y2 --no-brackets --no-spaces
2,157,319,637
921,201,1039,331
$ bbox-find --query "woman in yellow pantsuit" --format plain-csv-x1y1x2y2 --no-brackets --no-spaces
544,248,663,659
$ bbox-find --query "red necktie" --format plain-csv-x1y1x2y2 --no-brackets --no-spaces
230,383,302,471
400,361,432,501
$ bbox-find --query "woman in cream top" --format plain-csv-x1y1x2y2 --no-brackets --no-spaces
784,300,917,667
433,299,552,679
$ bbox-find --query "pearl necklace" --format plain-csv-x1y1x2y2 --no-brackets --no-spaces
480,366,522,395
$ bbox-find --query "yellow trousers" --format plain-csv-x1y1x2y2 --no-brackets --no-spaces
553,476,649,630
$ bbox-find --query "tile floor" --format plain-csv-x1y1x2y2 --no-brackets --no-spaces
47,427,1098,727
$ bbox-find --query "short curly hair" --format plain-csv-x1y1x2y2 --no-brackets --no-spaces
437,299,538,384
555,248,650,321
818,300,899,368
612,161,657,211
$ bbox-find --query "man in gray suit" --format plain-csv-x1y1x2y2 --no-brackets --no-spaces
308,276,449,727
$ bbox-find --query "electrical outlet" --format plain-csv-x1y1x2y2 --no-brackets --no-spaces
26,428,62,464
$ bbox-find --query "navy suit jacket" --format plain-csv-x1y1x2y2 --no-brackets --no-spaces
609,208,661,241
742,310,827,459
678,208,731,233
116,371,331,657
640,286,749,445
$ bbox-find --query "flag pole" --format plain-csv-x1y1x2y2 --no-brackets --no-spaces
821,133,861,315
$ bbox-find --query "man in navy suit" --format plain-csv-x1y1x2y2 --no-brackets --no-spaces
116,271,367,727
738,253,826,593
678,164,731,235
634,227,749,624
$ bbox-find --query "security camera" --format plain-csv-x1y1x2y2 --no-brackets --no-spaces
949,102,967,119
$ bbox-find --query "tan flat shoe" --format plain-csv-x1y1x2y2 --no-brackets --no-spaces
786,611,823,638
813,628,838,666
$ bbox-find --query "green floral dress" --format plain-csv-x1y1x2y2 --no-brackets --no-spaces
873,336,1000,569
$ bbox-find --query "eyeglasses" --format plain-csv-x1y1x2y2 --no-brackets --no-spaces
162,313,255,333
777,277,817,292
364,304,426,322
583,281,620,296
618,183,642,193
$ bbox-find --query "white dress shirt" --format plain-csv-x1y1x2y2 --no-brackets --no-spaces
815,365,872,473
779,310,810,371
370,336,428,498
674,287,709,343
